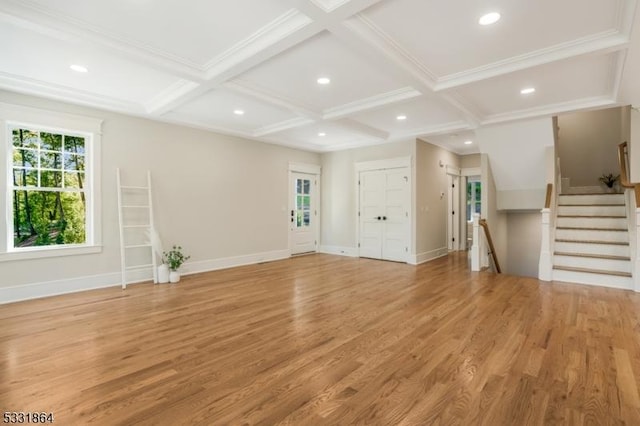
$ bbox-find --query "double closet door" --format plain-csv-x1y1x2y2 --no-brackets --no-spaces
358,167,410,262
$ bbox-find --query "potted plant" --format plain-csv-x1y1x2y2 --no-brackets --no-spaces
162,245,190,283
598,173,619,192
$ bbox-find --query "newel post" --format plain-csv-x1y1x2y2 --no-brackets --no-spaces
538,208,552,281
471,213,481,271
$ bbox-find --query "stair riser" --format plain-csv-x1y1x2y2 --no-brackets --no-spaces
557,205,626,216
558,194,625,205
554,241,630,257
553,255,631,273
556,217,627,228
552,269,632,289
555,228,629,243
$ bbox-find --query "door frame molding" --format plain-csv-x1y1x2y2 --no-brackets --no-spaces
288,162,321,256
355,156,412,262
446,170,461,251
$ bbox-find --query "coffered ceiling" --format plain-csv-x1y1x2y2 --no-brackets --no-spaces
0,0,638,154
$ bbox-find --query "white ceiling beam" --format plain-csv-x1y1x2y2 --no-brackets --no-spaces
338,118,389,140
253,117,316,137
480,96,616,126
225,80,323,120
0,71,147,115
336,15,482,127
322,87,421,120
434,31,630,91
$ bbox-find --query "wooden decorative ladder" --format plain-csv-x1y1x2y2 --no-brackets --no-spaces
116,169,159,289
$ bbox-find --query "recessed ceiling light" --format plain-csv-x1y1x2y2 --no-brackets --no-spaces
70,64,88,73
464,140,473,145
479,12,501,26
317,77,331,85
396,115,407,121
318,132,326,137
233,109,245,115
520,87,536,95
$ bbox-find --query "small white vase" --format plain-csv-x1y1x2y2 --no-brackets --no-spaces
158,264,169,284
169,270,180,283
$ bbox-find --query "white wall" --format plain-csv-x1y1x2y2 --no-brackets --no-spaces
481,154,507,271
476,117,553,210
557,107,626,187
415,139,460,258
632,108,640,183
506,212,542,278
0,91,319,302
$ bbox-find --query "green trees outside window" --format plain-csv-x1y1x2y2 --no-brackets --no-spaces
11,127,87,248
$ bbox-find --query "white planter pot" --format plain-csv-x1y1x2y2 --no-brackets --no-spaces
169,270,180,283
158,264,169,283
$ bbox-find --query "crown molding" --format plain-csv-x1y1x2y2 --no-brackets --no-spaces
344,15,438,89
617,0,638,37
339,118,389,140
253,117,316,137
202,10,315,81
389,121,471,142
225,80,322,120
0,0,205,80
435,31,629,91
322,87,421,120
481,96,616,126
610,49,628,100
145,79,202,115
310,0,351,13
0,71,144,114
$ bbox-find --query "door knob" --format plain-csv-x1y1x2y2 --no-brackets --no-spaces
376,216,381,220
383,216,387,220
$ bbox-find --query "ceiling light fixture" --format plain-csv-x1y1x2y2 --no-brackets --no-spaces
70,64,88,73
396,115,407,121
520,87,536,95
479,12,501,26
464,140,473,145
318,132,326,137
317,77,331,85
233,109,245,115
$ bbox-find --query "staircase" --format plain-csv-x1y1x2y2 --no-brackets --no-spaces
552,192,632,288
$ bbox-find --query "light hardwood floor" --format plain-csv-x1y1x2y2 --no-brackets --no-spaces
3,253,640,425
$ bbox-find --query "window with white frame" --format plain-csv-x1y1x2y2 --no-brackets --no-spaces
1,103,102,260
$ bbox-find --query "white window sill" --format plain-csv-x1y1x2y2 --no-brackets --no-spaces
0,245,102,262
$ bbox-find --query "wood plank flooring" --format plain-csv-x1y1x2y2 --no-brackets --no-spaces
3,253,640,425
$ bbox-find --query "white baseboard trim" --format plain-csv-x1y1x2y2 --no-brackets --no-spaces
181,249,291,276
407,247,449,265
0,248,292,305
319,245,358,257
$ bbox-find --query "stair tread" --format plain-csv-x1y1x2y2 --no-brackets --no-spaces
557,215,626,218
555,239,629,246
558,203,625,206
556,226,627,231
559,192,624,196
554,251,631,261
553,265,632,277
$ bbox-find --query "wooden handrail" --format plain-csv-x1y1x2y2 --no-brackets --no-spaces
479,219,501,273
618,142,640,208
544,183,553,209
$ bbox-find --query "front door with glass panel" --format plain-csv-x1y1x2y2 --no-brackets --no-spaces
290,172,317,255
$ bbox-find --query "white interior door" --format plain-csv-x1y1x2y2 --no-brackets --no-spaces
290,172,317,255
359,170,385,259
447,174,460,251
359,167,410,262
